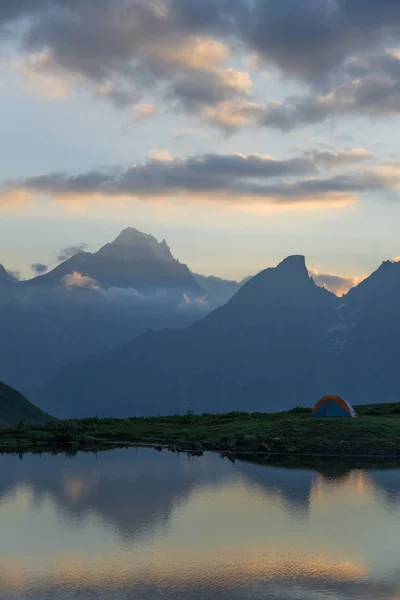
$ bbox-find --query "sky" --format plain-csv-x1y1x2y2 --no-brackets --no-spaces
2,0,400,290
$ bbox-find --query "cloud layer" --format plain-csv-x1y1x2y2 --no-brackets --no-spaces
2,149,391,208
3,1,400,131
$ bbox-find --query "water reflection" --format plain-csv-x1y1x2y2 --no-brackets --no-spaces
0,449,399,599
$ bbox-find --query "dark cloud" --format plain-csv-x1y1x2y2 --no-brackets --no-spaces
31,263,49,275
3,0,400,129
170,68,251,109
3,150,395,206
57,244,88,263
6,1,400,80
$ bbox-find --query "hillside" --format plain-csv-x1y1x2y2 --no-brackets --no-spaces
0,381,52,427
0,228,211,392
32,255,339,417
26,227,203,295
31,253,400,419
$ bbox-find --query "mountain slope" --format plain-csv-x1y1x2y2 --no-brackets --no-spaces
0,264,20,301
329,260,400,403
27,228,203,294
0,228,211,392
32,255,340,418
0,381,52,427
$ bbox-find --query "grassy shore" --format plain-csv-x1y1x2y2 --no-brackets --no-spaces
2,402,400,457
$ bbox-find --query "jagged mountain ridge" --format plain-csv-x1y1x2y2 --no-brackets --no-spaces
31,255,344,417
0,228,213,392
25,227,203,294
32,253,400,418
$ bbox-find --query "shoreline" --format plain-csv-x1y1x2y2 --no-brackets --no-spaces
1,438,400,462
1,403,400,460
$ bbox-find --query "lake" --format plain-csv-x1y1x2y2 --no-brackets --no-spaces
0,448,399,599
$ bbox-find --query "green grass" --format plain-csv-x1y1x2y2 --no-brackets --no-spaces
1,402,400,457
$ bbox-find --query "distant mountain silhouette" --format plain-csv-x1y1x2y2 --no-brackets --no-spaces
32,255,341,417
0,380,52,426
27,227,203,295
0,228,211,392
328,260,400,402
0,264,16,282
5,231,400,416
0,264,19,297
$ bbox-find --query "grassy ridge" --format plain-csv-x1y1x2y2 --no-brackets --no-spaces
1,402,400,456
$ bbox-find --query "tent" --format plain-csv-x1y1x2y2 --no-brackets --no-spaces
311,395,356,418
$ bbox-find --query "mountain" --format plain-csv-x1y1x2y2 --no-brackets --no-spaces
0,228,211,392
328,259,400,403
0,380,52,427
31,255,341,418
0,264,16,283
0,264,20,300
27,228,203,295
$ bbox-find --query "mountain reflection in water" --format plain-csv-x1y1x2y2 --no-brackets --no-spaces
0,448,399,600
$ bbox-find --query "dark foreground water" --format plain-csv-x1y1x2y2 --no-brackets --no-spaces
0,449,400,600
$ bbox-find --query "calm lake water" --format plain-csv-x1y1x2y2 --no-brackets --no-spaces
0,449,400,600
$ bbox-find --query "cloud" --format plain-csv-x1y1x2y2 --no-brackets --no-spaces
134,104,157,121
5,51,70,98
148,149,174,162
170,68,252,109
225,48,400,132
31,263,49,275
181,293,208,307
0,2,240,116
311,148,375,168
58,271,209,312
143,36,230,72
62,272,100,290
3,150,398,210
0,150,381,207
57,244,88,262
202,100,265,130
308,268,365,296
4,0,400,130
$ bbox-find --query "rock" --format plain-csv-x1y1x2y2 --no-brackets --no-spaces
288,446,298,453
83,435,95,446
272,437,281,442
258,443,270,453
154,445,163,452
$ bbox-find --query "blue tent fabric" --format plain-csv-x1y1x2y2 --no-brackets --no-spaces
311,396,356,418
